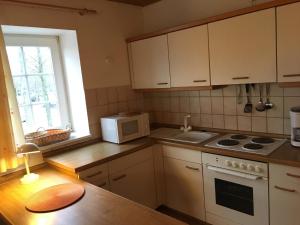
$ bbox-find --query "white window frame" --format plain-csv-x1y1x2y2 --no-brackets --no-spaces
4,34,70,134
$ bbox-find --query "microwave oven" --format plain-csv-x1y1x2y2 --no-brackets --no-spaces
100,113,150,144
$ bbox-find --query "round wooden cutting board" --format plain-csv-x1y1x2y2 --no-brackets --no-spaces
26,183,85,213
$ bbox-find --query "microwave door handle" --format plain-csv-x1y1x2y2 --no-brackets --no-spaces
207,165,262,180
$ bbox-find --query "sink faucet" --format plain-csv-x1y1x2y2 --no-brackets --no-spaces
181,114,192,132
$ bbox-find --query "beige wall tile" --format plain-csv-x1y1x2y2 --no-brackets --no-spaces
284,118,291,135
284,97,300,118
190,97,200,113
211,97,224,115
85,89,98,108
237,116,251,131
97,88,108,106
223,85,236,96
179,96,190,113
252,117,267,133
107,87,118,103
200,97,212,114
212,115,224,129
201,114,212,128
269,83,283,97
162,97,171,112
170,112,181,125
117,86,129,102
189,91,200,97
190,114,201,127
89,123,101,138
211,89,223,97
267,118,283,134
284,87,300,97
224,97,237,115
178,91,189,97
170,97,180,113
224,115,237,130
266,97,283,118
236,96,251,116
199,90,211,97
117,102,128,113
108,103,118,115
128,100,138,112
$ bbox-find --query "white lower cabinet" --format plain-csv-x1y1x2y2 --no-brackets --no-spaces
163,146,205,221
270,163,300,225
109,147,157,209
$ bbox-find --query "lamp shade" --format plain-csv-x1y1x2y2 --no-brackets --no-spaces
17,143,40,155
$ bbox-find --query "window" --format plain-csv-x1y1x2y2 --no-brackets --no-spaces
5,35,69,134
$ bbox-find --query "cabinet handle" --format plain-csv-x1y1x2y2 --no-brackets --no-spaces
283,74,300,78
86,171,103,178
185,165,199,171
97,182,107,188
113,174,127,181
274,185,296,193
232,76,250,80
157,82,168,85
286,173,300,179
193,80,207,83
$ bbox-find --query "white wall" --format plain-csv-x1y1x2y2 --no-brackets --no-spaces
142,0,272,33
0,0,143,89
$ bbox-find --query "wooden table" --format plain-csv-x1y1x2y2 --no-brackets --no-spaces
0,167,186,225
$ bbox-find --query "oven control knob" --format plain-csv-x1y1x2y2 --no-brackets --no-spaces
225,160,232,167
255,166,262,173
239,163,247,170
232,161,239,168
247,164,255,171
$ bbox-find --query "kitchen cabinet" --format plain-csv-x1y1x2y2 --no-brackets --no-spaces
128,35,170,89
277,2,300,83
78,163,110,190
168,25,210,87
109,147,157,208
270,163,300,225
163,146,205,220
208,8,276,85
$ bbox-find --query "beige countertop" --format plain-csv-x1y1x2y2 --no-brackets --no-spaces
45,137,154,173
0,167,186,225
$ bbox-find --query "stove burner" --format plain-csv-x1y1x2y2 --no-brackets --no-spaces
252,137,275,144
243,143,264,150
217,139,239,147
231,134,248,140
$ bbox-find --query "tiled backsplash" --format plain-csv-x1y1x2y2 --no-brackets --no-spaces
143,84,300,136
85,85,144,138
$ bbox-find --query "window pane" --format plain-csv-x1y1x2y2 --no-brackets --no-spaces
13,76,30,105
6,46,25,75
40,47,54,74
24,47,54,74
19,106,34,134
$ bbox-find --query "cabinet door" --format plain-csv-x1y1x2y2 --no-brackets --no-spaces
168,25,210,87
269,163,300,225
129,35,170,89
164,157,205,220
110,159,157,209
277,2,300,82
209,8,276,85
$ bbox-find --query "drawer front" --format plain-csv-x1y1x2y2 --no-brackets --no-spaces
109,147,153,174
162,145,202,163
270,163,300,189
78,163,108,179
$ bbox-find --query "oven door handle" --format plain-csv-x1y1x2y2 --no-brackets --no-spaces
207,165,262,180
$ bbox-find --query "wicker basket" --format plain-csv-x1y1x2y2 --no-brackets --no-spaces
25,128,71,147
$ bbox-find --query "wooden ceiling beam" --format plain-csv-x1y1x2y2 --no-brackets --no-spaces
108,0,161,7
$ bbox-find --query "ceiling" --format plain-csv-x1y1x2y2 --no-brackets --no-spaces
108,0,162,7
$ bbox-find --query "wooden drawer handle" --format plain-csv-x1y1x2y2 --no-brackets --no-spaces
274,185,296,193
283,74,300,78
97,182,107,188
157,82,168,85
86,171,103,178
113,174,127,181
232,76,249,80
185,165,199,171
286,173,300,179
193,80,207,83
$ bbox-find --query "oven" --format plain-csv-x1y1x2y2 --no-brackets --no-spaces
202,153,269,225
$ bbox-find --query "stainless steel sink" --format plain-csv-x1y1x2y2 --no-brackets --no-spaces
163,131,218,144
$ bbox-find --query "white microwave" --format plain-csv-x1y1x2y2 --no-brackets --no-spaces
100,113,150,144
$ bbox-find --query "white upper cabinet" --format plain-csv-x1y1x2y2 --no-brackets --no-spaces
129,35,170,89
209,8,277,85
277,2,300,82
168,25,210,87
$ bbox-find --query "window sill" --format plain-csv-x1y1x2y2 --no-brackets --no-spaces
39,132,92,153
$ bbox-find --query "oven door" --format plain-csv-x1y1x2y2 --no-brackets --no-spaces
203,165,269,225
117,116,144,143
